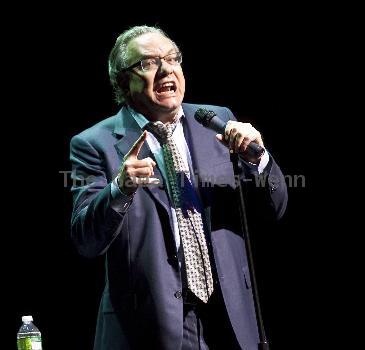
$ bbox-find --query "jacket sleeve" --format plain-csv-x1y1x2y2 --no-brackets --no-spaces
223,107,288,221
70,134,132,258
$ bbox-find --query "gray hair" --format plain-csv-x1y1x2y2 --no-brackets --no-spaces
108,25,179,104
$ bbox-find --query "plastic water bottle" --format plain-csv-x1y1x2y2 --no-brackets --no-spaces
17,315,42,350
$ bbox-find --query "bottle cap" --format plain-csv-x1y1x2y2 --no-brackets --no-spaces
22,315,33,322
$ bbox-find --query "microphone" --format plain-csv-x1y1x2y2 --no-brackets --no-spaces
194,108,265,157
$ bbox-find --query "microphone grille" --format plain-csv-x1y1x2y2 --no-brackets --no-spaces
194,108,216,126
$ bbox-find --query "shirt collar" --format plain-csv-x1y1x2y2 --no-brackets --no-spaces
126,105,184,130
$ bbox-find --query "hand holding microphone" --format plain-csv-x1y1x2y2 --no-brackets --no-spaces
194,108,265,164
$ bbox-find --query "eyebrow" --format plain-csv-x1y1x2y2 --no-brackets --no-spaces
139,48,177,60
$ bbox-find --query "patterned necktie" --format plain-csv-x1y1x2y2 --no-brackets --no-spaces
149,121,214,303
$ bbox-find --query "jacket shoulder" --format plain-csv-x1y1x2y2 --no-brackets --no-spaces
182,103,233,122
70,114,118,147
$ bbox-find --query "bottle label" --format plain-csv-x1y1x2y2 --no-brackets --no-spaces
17,336,42,350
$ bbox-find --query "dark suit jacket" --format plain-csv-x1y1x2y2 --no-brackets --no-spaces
70,103,288,350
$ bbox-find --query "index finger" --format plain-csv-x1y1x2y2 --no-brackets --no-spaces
125,131,147,159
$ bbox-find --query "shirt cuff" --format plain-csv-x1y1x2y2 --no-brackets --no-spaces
257,150,270,174
110,177,134,213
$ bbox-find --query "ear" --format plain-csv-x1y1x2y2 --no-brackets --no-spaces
118,72,130,95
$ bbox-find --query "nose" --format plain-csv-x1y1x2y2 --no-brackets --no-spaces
158,59,174,76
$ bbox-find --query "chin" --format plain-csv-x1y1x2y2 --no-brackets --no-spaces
157,97,182,110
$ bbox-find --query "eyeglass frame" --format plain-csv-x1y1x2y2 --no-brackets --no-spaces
121,51,182,73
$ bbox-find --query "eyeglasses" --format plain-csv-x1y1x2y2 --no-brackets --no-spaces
122,52,182,72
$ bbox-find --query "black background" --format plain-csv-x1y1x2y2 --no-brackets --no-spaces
5,5,333,350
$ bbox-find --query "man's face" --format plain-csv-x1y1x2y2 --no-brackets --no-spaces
125,32,185,119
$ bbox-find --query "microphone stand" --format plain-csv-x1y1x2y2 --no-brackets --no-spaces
230,152,270,350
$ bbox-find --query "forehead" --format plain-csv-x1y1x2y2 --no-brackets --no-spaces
127,32,175,59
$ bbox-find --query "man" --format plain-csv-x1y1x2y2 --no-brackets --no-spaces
70,25,287,349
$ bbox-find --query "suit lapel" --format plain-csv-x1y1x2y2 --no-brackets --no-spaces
113,107,171,216
181,104,212,178
181,104,212,233
182,104,237,231
182,104,235,186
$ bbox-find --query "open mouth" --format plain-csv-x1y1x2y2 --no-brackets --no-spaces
155,82,177,95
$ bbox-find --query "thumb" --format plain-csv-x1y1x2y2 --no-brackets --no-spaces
216,134,231,151
216,133,225,143
126,131,147,159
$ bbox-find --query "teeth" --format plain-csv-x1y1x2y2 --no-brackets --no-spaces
159,82,174,88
